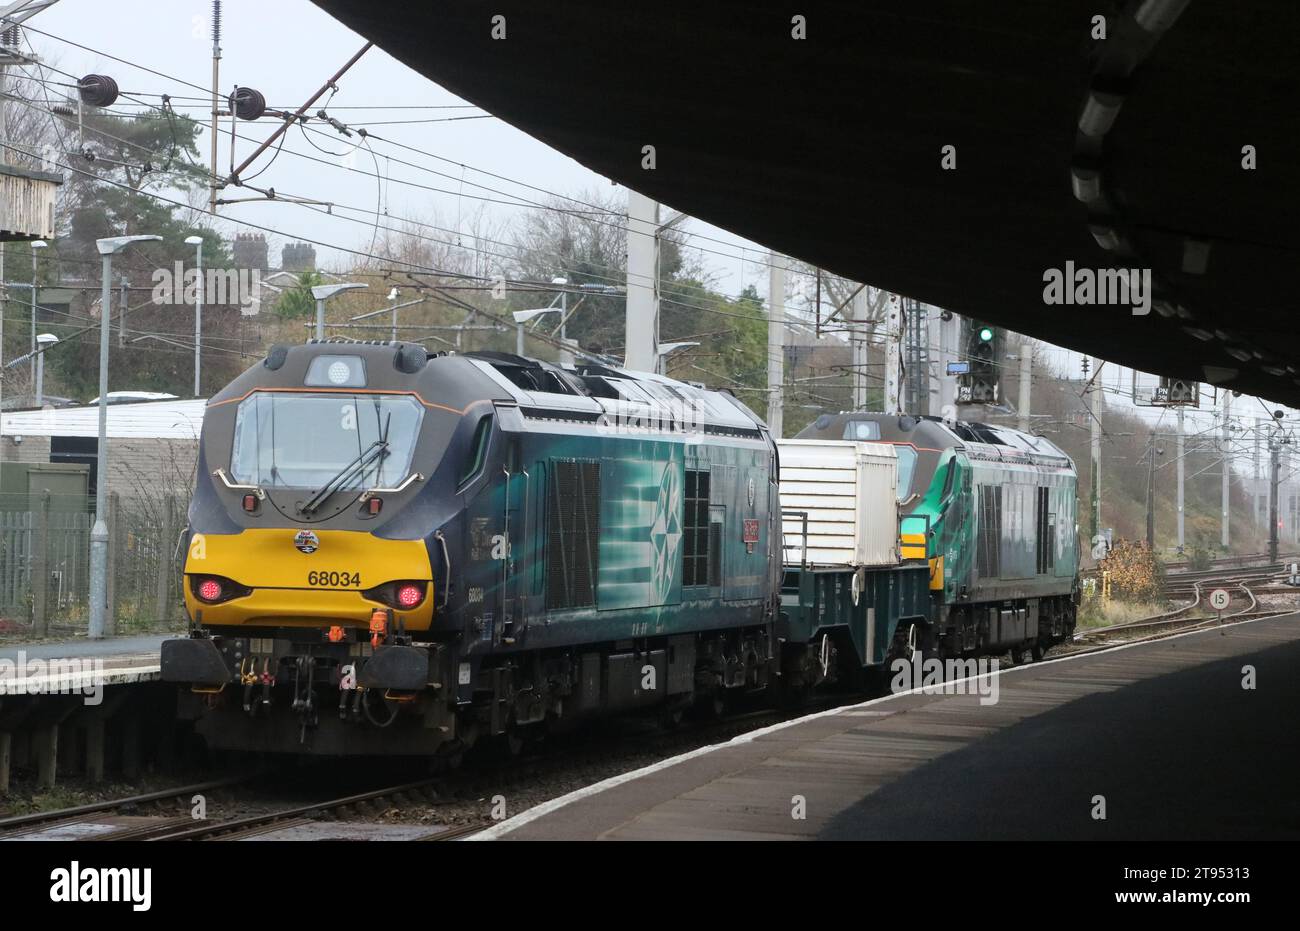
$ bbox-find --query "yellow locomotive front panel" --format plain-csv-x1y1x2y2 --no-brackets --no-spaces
183,528,435,631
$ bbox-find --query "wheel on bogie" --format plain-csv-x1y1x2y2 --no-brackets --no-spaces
1009,644,1025,666
659,702,686,729
1031,640,1045,662
884,622,917,672
488,723,537,762
775,676,813,710
430,742,465,773
694,688,728,719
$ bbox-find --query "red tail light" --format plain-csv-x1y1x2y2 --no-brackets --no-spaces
361,579,429,610
197,578,223,603
190,575,250,605
396,583,424,608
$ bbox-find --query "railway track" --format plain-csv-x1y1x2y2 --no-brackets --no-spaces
1163,551,1298,573
146,779,486,841
1082,552,1297,586
0,775,255,841
1073,577,1289,649
1161,564,1290,599
0,774,489,843
0,697,847,843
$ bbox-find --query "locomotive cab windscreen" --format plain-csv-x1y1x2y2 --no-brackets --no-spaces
230,390,425,512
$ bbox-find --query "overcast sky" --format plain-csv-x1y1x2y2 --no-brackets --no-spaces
13,0,1298,450
23,0,772,295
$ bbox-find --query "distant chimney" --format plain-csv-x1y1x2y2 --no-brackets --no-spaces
232,232,268,273
281,242,317,272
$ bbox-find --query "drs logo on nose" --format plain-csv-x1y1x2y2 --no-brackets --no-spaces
294,530,320,554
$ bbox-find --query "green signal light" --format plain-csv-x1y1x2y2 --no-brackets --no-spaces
978,326,994,342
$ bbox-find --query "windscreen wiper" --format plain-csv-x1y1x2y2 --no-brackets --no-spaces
299,439,389,515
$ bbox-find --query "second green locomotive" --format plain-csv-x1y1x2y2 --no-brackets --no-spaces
795,413,1079,663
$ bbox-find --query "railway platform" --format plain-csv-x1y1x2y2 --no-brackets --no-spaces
0,634,172,792
0,633,169,667
481,614,1300,841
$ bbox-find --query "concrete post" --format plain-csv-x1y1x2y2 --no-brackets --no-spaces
624,191,659,372
850,288,868,410
882,295,901,415
1269,440,1280,564
1146,430,1156,550
1089,360,1103,543
1254,418,1263,529
1176,407,1185,550
57,722,82,775
155,494,176,622
105,491,119,636
121,716,141,779
1,241,6,427
34,723,57,789
85,719,106,784
766,251,787,437
935,312,959,417
32,490,50,637
1221,391,1232,549
1017,344,1032,432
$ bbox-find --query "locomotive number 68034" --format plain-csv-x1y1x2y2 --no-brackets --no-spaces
307,571,361,588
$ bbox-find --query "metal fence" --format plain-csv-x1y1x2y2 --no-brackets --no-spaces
0,493,189,637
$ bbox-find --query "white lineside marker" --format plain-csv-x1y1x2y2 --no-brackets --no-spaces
1209,588,1231,616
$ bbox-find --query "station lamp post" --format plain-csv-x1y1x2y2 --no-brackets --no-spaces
89,234,162,639
656,341,699,375
29,239,46,364
185,235,204,397
512,306,562,356
34,332,58,406
311,282,368,341
551,277,569,363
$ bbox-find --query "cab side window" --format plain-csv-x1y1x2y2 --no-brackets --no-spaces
459,415,493,487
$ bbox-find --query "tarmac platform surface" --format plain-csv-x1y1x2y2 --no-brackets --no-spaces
481,615,1300,841
0,635,170,694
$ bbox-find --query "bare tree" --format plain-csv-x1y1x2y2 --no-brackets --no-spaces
0,56,61,171
787,261,890,336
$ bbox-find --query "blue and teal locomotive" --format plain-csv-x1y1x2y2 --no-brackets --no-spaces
166,343,796,756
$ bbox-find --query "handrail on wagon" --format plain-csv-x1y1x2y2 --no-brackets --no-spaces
781,508,809,570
